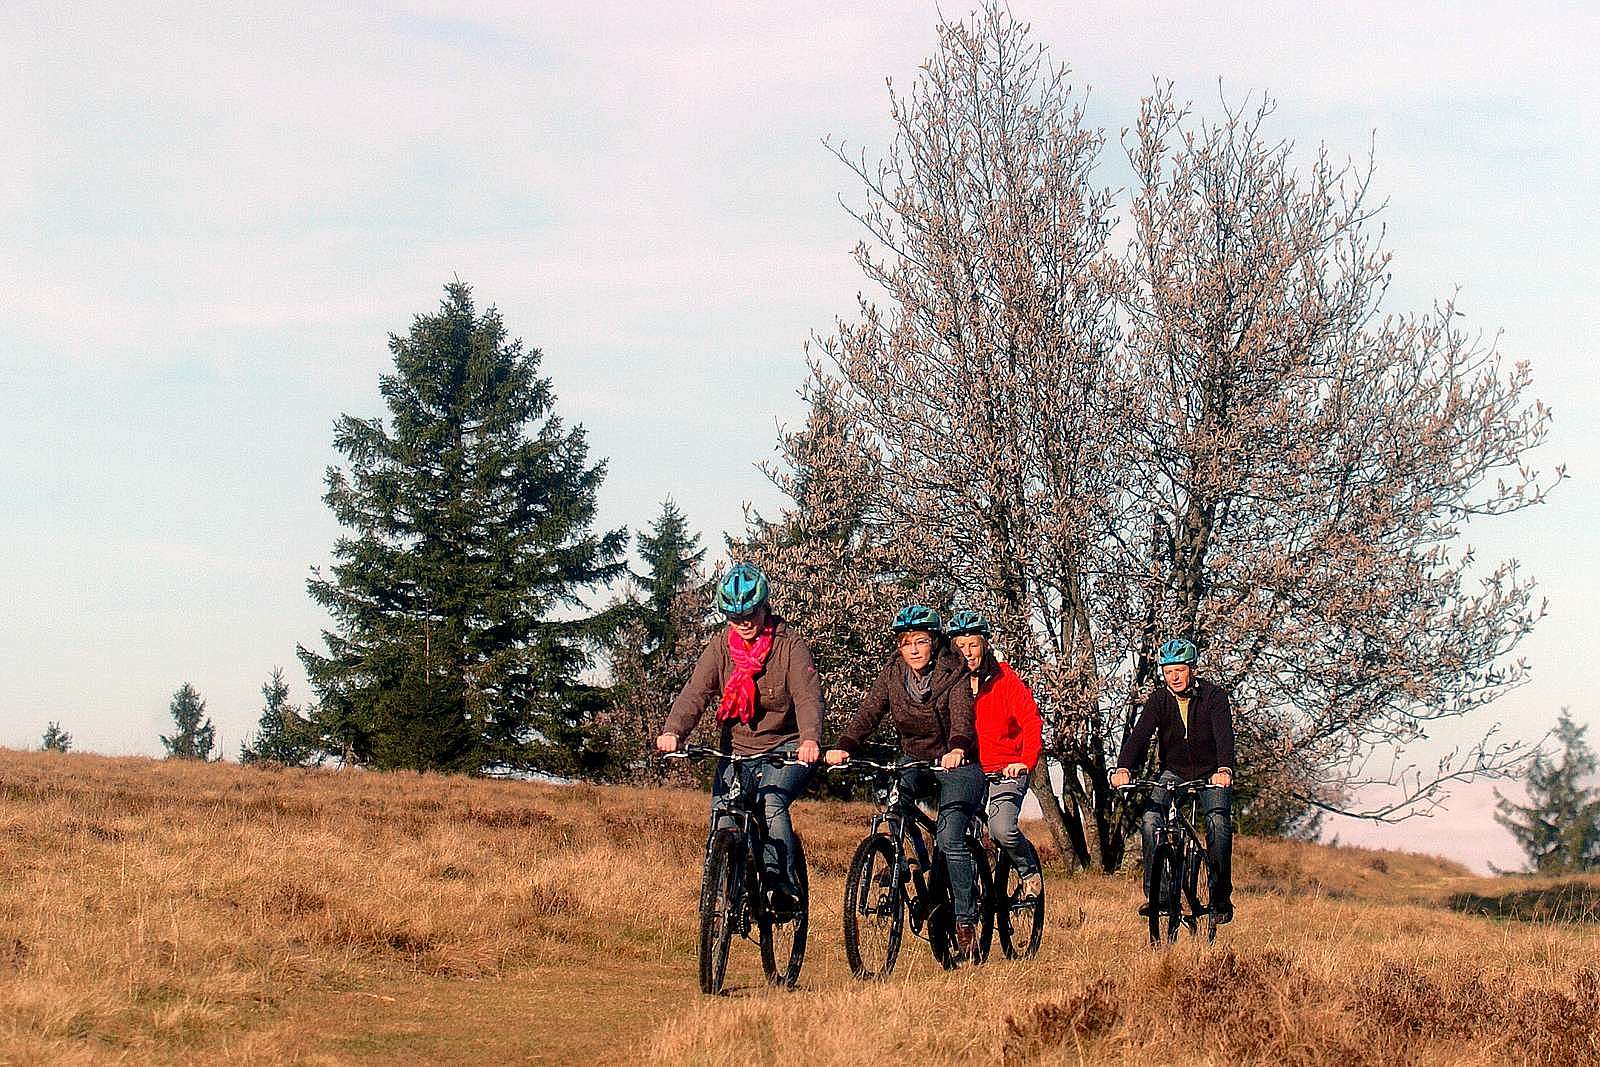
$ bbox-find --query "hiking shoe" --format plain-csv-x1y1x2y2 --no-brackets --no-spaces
1018,872,1043,900
767,885,803,922
1213,903,1234,926
955,921,978,962
1138,901,1156,917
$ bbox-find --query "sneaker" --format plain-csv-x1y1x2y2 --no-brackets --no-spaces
1017,872,1043,900
954,921,978,962
1138,901,1155,917
1213,903,1234,926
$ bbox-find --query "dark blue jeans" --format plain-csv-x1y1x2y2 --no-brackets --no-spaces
710,748,814,892
900,761,987,925
1139,771,1233,909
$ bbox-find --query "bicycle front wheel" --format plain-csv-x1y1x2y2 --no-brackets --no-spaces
842,834,903,980
760,838,809,988
698,829,742,994
1148,844,1182,946
1184,843,1216,943
996,844,1045,960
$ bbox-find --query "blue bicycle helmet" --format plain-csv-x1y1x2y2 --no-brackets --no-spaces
716,563,770,617
1156,637,1198,666
890,604,942,635
946,609,991,638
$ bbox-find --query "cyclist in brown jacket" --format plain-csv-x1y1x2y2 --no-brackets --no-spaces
657,563,822,915
825,605,986,960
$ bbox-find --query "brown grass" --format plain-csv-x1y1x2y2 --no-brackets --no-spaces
2,749,1597,1065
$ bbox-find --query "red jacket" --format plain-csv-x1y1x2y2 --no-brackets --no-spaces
973,660,1042,774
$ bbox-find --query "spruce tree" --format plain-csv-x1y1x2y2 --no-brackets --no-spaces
634,498,708,656
240,668,319,766
602,500,715,780
298,281,628,775
161,683,217,761
40,722,72,752
1494,710,1600,873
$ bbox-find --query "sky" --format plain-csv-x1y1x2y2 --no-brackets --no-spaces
3,1,1597,872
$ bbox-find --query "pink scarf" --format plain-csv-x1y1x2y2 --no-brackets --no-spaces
717,623,775,725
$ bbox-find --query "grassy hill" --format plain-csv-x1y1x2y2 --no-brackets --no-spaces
2,749,1598,1065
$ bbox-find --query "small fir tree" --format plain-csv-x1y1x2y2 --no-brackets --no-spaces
601,499,715,781
240,668,319,766
161,683,217,761
1494,710,1600,873
40,722,72,753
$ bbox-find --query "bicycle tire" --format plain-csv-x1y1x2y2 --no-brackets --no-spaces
970,841,994,965
995,842,1045,959
1147,843,1181,946
698,829,742,994
759,837,809,988
1184,842,1216,943
842,834,904,980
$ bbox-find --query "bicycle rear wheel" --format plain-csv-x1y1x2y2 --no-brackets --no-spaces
970,842,994,965
842,834,903,980
698,829,742,994
1183,843,1216,943
996,843,1045,959
760,838,809,988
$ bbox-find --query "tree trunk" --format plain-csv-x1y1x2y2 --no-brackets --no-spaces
1029,761,1088,870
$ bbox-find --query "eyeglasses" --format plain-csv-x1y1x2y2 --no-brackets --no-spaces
897,635,933,650
726,610,763,624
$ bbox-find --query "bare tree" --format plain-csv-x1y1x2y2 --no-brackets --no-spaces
1116,86,1558,834
735,384,947,750
804,3,1559,869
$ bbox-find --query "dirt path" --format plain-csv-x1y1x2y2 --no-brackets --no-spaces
267,956,695,1065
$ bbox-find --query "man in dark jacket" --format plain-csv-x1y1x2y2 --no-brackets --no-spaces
1111,637,1236,925
826,604,987,961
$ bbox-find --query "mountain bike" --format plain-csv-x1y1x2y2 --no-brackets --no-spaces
1119,776,1215,945
832,757,992,978
980,771,1045,960
664,746,810,994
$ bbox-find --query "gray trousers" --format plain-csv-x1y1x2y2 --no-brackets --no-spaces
985,774,1041,877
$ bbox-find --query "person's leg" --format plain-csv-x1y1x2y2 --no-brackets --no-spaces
936,763,986,926
755,753,814,891
1138,773,1176,909
1201,785,1233,919
985,775,1038,877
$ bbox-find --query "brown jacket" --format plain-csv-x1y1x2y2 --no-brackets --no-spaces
663,618,824,755
837,645,976,762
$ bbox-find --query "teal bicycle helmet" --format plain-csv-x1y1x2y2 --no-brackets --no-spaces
1156,637,1198,666
716,563,770,617
891,604,942,635
946,609,991,638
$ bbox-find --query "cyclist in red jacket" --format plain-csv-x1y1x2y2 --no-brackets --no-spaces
948,610,1044,900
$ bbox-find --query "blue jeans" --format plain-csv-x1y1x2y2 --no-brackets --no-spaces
1139,770,1233,909
900,762,987,925
710,748,814,892
985,774,1041,877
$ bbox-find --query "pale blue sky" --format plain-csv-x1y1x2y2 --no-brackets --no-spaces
3,2,1595,870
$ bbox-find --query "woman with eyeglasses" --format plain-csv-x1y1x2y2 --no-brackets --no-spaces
824,605,985,961
657,562,823,918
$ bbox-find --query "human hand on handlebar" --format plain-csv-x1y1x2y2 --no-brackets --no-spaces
1209,769,1233,788
1110,767,1131,789
656,733,679,754
940,748,965,770
824,749,850,766
1004,762,1029,779
797,740,820,764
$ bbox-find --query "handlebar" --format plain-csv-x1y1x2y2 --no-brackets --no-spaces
659,745,810,767
1115,776,1212,794
825,756,972,775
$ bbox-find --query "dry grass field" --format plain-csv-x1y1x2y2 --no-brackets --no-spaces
2,749,1598,1066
